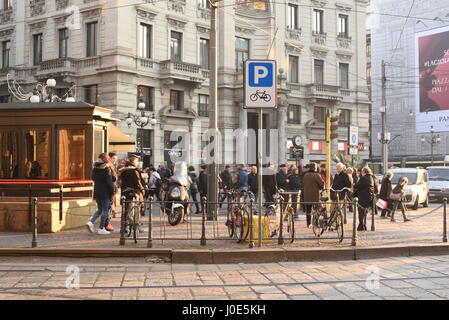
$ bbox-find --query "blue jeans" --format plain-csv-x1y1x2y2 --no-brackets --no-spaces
91,198,110,229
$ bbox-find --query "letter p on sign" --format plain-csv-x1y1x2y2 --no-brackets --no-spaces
245,60,277,108
249,62,273,87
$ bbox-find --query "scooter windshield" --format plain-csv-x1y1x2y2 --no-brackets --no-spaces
169,161,190,186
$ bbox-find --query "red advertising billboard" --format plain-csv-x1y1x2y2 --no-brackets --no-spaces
416,26,449,133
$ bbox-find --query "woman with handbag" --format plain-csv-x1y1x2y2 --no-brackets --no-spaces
390,177,412,222
379,171,393,218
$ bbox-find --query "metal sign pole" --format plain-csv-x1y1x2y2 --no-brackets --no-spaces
258,108,263,248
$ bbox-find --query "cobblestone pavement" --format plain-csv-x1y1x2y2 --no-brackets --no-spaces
0,203,446,249
0,255,449,300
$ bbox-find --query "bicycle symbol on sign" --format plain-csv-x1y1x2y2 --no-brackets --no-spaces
249,90,272,103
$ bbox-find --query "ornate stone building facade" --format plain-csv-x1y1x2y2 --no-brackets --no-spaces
0,0,370,166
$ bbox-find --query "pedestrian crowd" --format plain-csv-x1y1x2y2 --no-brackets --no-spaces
87,154,411,235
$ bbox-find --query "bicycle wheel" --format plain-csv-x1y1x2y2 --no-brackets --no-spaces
133,205,140,244
312,208,325,238
240,206,250,241
265,206,278,237
284,208,295,243
335,213,344,243
234,211,244,243
126,206,134,238
226,204,234,238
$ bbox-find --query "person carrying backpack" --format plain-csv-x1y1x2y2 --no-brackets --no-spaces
148,167,162,201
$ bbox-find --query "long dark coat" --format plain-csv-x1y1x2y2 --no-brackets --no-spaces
379,177,392,201
303,171,325,203
354,174,379,208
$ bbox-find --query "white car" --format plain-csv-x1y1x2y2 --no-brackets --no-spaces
389,168,429,210
428,166,449,202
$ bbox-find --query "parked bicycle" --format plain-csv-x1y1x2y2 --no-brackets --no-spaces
265,189,297,243
122,187,142,244
311,187,351,243
224,189,251,243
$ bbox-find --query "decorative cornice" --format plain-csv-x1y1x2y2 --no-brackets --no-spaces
30,0,46,17
310,46,328,58
167,0,186,14
55,0,70,10
311,0,327,8
335,2,352,11
337,37,352,49
336,50,353,61
136,8,157,21
285,43,303,54
196,24,210,35
287,28,302,41
235,25,256,35
167,16,187,30
0,9,13,25
81,7,102,19
0,28,14,38
53,14,70,25
29,20,47,32
197,7,210,20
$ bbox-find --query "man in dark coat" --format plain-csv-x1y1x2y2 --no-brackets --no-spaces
353,167,379,231
379,171,393,217
248,165,258,200
219,165,232,207
87,159,114,235
331,163,352,200
198,165,208,199
276,164,289,191
262,164,277,206
303,163,324,228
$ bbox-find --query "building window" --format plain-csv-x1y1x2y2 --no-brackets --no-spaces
199,38,209,69
170,90,184,110
314,59,324,85
338,14,348,38
170,31,182,61
338,109,351,126
139,23,152,58
198,0,211,8
33,33,43,65
235,37,249,72
198,94,209,117
84,85,98,105
313,9,323,34
58,28,68,59
314,106,326,125
59,129,85,179
288,104,301,124
137,86,154,111
137,128,152,149
3,0,12,10
2,40,10,69
287,4,299,29
366,33,371,57
339,63,349,89
86,21,98,57
289,55,299,83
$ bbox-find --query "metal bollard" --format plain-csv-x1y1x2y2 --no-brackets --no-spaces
249,198,254,248
200,197,207,246
31,197,38,248
371,197,376,232
120,196,126,246
147,197,153,248
352,197,358,247
444,198,448,243
59,185,63,222
278,197,284,245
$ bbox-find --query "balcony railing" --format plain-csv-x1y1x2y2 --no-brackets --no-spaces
76,56,100,69
160,60,205,83
138,57,155,70
306,83,343,101
38,58,76,73
0,9,13,25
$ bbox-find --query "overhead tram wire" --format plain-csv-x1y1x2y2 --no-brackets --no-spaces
389,0,416,63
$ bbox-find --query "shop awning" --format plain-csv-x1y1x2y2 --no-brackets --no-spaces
108,124,135,152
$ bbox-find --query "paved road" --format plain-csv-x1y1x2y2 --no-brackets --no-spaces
1,255,449,300
0,203,446,249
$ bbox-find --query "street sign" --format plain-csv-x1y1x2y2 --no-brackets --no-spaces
290,146,304,159
244,60,277,108
349,146,358,155
349,126,359,146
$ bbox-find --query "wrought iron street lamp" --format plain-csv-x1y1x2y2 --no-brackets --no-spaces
124,100,157,155
421,126,441,166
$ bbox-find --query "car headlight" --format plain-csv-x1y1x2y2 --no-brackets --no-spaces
171,187,181,198
443,188,449,193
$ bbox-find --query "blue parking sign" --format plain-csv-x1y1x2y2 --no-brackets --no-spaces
248,62,273,87
245,60,277,108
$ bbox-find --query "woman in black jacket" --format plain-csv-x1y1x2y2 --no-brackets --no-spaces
288,167,302,214
390,177,411,222
353,167,378,231
379,171,393,217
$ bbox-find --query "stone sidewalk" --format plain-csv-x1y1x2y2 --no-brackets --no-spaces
0,203,446,249
1,255,449,300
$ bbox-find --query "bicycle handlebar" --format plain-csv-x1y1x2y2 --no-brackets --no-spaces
328,187,352,193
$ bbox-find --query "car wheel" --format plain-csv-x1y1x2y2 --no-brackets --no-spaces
412,196,419,210
423,195,429,208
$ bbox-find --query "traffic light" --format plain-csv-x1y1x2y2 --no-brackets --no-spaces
329,115,339,140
